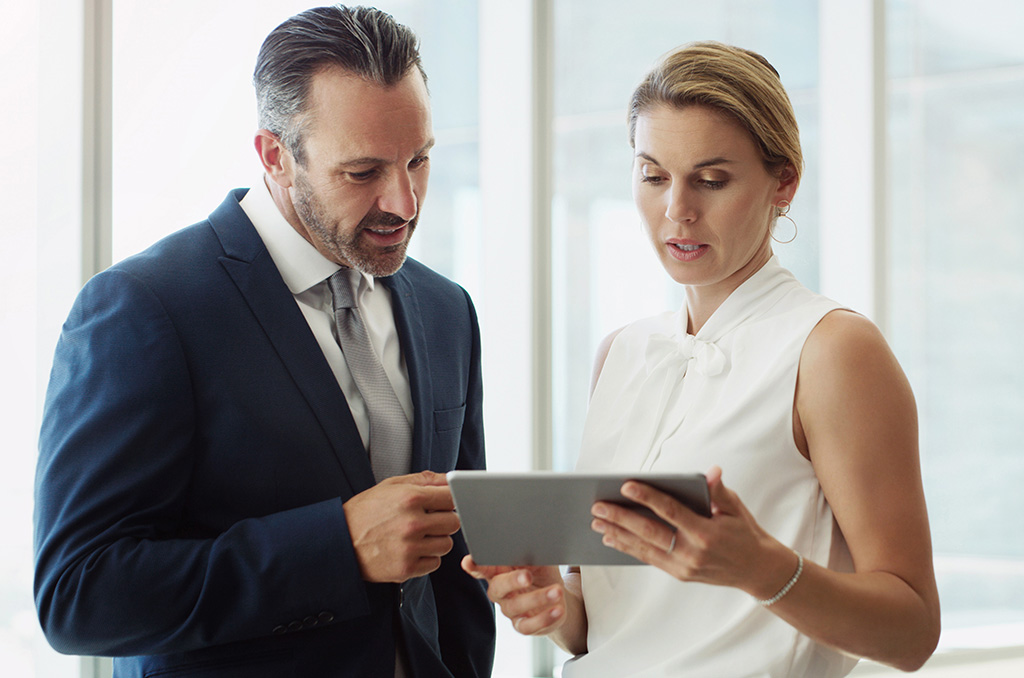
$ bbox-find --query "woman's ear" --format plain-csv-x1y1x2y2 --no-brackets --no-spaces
254,129,295,189
774,162,799,204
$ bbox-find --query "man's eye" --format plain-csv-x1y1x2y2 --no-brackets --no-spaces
347,170,376,182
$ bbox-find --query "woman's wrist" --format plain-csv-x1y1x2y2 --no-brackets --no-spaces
550,570,588,655
745,540,803,603
757,550,803,606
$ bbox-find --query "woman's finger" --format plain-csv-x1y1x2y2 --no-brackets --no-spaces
461,554,514,580
620,480,707,530
592,490,686,553
511,596,566,636
592,515,673,568
487,567,559,606
499,583,564,621
704,465,743,516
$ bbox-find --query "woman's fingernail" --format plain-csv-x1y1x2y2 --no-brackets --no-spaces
622,483,639,499
592,504,607,518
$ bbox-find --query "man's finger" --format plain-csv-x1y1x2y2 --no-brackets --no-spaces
392,469,450,486
415,535,455,558
418,484,457,512
418,510,461,536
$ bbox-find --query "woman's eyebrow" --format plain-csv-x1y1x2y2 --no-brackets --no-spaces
635,152,734,170
692,157,732,169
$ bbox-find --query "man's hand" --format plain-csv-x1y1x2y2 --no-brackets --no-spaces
343,471,461,583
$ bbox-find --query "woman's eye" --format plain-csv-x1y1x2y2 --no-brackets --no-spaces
700,179,726,190
640,174,665,184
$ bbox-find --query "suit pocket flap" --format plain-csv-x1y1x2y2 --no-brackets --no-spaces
433,405,466,432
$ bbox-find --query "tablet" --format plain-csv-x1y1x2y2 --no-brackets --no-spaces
447,471,711,566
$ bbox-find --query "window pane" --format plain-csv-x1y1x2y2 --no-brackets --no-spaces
110,0,318,260
110,0,480,282
888,0,1024,649
4,1,80,675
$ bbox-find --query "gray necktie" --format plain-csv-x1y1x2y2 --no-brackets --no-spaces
328,269,411,483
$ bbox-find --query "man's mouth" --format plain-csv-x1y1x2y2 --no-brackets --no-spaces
367,226,405,235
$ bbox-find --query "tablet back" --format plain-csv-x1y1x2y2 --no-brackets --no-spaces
447,471,710,566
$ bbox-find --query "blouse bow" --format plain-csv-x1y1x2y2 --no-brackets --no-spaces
644,332,726,378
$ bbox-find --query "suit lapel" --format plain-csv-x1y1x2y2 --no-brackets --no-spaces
209,191,376,494
381,270,433,472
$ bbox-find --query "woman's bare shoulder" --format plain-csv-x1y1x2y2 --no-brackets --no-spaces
802,308,894,371
590,326,627,396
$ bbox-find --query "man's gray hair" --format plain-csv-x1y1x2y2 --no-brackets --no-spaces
253,4,426,166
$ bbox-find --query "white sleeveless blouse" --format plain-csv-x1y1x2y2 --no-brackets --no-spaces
566,258,859,678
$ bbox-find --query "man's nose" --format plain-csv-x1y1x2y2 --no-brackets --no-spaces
378,171,418,222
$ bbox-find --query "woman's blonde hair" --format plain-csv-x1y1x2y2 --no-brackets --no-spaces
628,41,802,183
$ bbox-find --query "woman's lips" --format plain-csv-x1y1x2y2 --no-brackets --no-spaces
667,239,708,261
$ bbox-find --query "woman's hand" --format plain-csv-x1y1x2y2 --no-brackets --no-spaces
590,466,795,598
462,556,589,654
461,557,568,634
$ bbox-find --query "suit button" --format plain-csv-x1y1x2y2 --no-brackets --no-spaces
399,586,405,608
318,611,334,624
272,625,287,635
287,620,303,632
303,616,318,628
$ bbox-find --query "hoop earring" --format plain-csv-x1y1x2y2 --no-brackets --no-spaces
771,200,798,244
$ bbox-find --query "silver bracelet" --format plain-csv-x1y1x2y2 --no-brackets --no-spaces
757,551,803,607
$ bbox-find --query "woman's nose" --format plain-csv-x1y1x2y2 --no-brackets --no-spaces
666,185,697,223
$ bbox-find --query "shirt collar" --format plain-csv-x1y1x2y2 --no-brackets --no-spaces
239,175,376,294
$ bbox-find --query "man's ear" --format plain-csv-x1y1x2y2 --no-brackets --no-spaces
255,130,294,189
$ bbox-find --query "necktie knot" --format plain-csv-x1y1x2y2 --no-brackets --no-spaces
327,269,356,311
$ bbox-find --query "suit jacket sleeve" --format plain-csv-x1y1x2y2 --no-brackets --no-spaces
34,268,372,657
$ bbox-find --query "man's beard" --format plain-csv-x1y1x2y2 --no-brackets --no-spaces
293,173,416,277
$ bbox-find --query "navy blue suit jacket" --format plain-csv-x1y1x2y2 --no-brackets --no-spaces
34,190,495,677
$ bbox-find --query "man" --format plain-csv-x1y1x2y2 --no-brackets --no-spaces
34,5,494,677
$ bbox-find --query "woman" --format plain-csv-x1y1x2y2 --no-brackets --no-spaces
464,42,940,676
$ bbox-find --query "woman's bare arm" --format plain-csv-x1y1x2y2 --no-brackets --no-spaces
780,309,940,669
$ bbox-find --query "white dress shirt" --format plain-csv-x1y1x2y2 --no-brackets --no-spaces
239,176,414,452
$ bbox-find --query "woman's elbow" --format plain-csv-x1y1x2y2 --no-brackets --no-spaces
888,606,941,672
